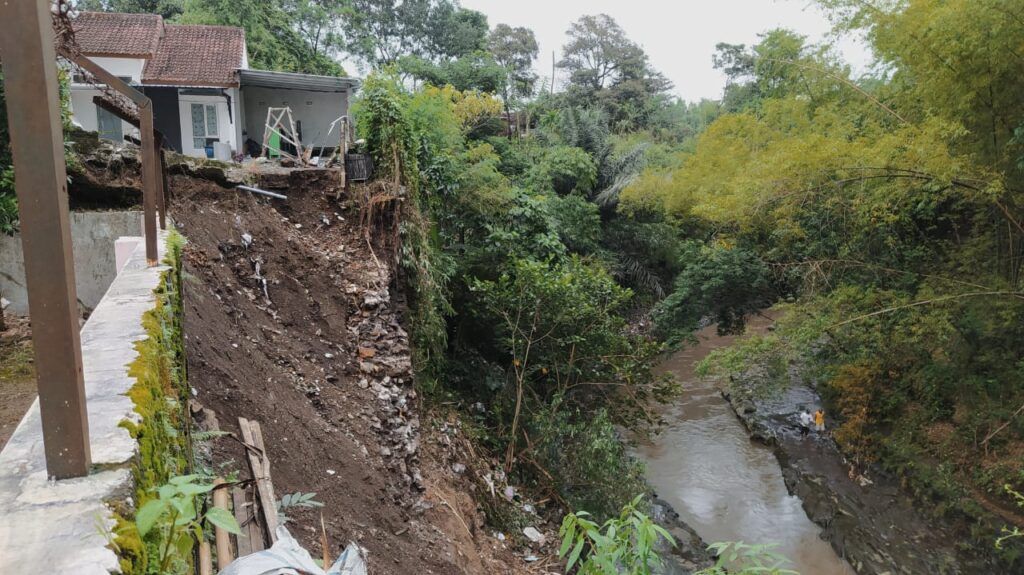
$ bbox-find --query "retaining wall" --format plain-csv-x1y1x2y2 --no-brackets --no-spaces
0,232,174,574
0,210,143,315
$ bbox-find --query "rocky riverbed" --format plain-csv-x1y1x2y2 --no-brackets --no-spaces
724,377,996,574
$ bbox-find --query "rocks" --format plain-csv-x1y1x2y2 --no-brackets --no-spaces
522,527,545,545
723,376,992,575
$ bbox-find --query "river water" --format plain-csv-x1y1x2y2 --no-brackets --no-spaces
634,322,855,575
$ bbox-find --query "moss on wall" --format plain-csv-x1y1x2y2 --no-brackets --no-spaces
113,231,193,574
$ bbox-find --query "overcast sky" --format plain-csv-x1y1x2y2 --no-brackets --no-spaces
460,0,872,102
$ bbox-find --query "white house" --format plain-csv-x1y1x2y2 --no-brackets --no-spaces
70,12,359,159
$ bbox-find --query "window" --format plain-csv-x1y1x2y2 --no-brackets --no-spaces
190,103,219,149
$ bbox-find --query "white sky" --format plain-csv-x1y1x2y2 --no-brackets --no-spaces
460,0,873,102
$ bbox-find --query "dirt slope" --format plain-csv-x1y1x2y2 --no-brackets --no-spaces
170,172,531,574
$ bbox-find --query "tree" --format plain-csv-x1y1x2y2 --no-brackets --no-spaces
180,0,345,74
558,14,671,131
489,24,539,133
343,0,487,69
75,0,184,19
559,14,642,91
425,4,488,60
279,0,348,74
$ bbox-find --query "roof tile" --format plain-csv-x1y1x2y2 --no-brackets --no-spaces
142,24,244,87
72,11,163,57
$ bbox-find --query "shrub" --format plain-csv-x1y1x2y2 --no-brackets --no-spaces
528,145,598,195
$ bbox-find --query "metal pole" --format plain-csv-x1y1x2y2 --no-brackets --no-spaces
139,102,159,264
0,0,91,478
156,137,167,230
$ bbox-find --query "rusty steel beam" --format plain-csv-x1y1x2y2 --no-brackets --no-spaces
65,50,159,263
0,0,91,478
139,102,160,262
91,95,168,230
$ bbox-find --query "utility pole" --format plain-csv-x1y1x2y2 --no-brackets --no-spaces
551,51,556,96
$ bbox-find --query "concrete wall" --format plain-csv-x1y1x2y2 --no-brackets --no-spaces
242,86,349,148
0,211,143,315
0,234,170,575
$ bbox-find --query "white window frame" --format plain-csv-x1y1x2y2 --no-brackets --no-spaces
190,103,219,149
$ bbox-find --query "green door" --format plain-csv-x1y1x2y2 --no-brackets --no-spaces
97,106,123,143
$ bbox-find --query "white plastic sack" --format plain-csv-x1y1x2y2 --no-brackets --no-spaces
219,525,367,575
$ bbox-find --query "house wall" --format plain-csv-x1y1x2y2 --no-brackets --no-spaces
177,92,237,158
86,57,145,82
242,86,349,151
69,87,138,142
69,57,144,143
144,86,183,152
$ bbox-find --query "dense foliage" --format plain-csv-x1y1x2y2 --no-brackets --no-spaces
623,0,1024,566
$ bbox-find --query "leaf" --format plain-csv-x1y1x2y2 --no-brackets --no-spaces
136,499,168,537
205,506,243,535
567,538,585,569
178,482,216,496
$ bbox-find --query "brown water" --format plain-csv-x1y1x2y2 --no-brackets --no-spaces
635,322,855,575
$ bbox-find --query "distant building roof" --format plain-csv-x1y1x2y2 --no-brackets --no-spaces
142,24,245,88
71,12,245,88
72,11,164,58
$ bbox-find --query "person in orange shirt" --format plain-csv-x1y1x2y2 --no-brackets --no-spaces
814,409,826,432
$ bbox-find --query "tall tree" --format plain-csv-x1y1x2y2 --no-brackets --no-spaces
343,0,486,69
488,24,538,133
75,0,184,19
489,24,538,100
558,14,671,131
559,14,643,91
180,0,344,74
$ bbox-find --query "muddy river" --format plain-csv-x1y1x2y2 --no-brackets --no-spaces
634,322,855,575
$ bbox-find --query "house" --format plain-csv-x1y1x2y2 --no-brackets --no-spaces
69,12,359,159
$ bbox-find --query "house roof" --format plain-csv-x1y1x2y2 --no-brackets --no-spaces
239,69,360,93
142,24,245,88
72,12,245,88
72,12,164,57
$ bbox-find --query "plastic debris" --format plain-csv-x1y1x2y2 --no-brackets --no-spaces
219,526,367,575
523,526,545,545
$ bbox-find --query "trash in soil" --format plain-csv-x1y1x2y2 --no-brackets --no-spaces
219,525,367,575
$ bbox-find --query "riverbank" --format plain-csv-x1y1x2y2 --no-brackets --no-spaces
724,375,996,574
636,321,855,575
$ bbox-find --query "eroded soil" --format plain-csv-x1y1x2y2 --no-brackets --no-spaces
170,173,533,574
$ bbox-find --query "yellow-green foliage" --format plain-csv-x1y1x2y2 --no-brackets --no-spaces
113,231,192,575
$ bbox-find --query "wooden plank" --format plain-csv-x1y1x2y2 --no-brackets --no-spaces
231,487,264,556
213,479,233,569
238,417,280,543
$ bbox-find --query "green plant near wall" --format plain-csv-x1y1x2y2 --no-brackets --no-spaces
135,474,241,574
112,231,199,575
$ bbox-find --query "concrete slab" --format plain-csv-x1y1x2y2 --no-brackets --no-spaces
0,232,168,574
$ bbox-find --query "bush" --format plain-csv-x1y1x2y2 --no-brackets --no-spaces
533,408,647,520
528,145,598,195
653,242,773,344
546,194,602,255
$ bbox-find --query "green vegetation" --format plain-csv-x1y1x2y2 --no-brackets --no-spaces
114,231,201,575
623,0,1024,568
695,542,798,575
20,0,1019,570
134,474,241,574
558,495,675,575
